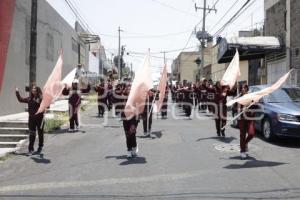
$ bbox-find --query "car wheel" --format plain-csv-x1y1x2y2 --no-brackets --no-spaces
262,118,274,141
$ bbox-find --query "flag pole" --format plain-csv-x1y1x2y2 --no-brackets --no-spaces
147,95,149,134
148,91,159,121
221,101,256,130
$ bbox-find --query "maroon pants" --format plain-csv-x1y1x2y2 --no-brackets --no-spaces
239,119,255,152
123,117,139,151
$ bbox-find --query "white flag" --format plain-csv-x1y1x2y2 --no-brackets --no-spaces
221,49,240,89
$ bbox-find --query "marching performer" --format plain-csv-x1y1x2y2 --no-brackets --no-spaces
15,85,44,155
62,79,82,132
94,80,107,118
141,89,157,136
238,84,256,159
121,84,140,158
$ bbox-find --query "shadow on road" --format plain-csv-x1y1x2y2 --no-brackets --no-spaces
196,136,220,142
105,155,147,165
30,154,51,164
151,131,163,138
137,131,163,139
255,134,300,149
47,128,86,134
224,157,287,169
196,136,236,143
221,136,237,143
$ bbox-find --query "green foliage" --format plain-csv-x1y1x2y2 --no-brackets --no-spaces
44,113,68,133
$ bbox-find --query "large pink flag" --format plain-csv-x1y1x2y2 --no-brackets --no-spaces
155,64,167,112
37,53,63,113
221,49,240,89
227,69,293,107
124,53,153,119
62,68,76,89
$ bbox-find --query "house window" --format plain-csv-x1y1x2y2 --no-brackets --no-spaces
72,38,78,52
295,48,299,57
46,33,54,61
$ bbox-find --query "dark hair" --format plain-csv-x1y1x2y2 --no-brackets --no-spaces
242,84,249,91
30,85,43,99
215,81,221,89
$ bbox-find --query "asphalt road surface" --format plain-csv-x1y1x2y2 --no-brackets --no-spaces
0,103,300,199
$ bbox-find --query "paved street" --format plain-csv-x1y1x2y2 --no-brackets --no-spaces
0,103,300,199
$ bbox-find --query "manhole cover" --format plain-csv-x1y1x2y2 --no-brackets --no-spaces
213,143,258,153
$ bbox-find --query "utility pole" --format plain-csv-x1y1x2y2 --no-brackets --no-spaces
163,51,166,65
195,0,216,80
121,45,125,78
29,0,38,86
117,26,123,80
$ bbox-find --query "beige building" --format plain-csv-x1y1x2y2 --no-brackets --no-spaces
211,44,227,82
210,44,249,84
172,48,212,83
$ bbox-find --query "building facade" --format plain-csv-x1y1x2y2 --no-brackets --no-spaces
0,0,90,115
264,0,300,85
172,47,211,83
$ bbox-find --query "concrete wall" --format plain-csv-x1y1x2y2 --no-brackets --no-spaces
211,44,226,82
290,0,300,85
240,61,249,84
264,0,300,85
178,52,198,83
0,0,89,116
0,0,31,115
264,0,281,12
265,0,286,42
173,49,212,83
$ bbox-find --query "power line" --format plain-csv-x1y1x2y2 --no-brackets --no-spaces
96,30,194,39
64,0,95,34
194,0,221,29
213,0,255,37
151,0,199,18
208,0,239,33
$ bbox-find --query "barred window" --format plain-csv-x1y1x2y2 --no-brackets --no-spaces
72,38,78,52
46,33,54,61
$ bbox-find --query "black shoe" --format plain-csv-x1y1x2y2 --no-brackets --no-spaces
221,130,225,137
34,147,42,154
27,150,34,156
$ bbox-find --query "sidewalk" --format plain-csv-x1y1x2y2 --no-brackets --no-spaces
0,99,89,158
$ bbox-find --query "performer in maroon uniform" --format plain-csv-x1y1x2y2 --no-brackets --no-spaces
94,81,107,117
121,84,140,158
16,85,44,155
238,84,256,159
62,80,82,132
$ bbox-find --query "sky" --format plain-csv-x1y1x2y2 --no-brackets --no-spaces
46,0,264,80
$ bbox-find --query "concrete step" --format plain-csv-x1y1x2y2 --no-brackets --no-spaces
0,127,28,135
0,135,28,142
0,142,19,148
0,121,28,128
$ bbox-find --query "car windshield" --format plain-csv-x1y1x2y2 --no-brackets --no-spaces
263,89,293,103
282,88,300,102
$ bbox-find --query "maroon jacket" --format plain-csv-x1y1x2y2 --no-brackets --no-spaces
62,88,81,115
95,85,107,103
16,91,44,117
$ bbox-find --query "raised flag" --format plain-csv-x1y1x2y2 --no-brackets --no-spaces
62,68,76,89
155,64,167,112
37,53,63,113
221,49,240,89
124,53,153,119
227,69,294,107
